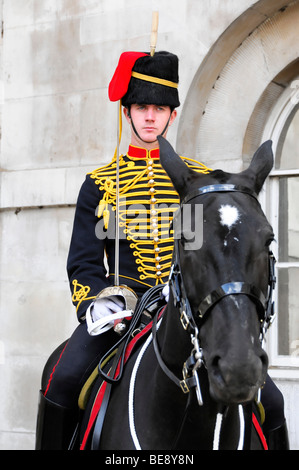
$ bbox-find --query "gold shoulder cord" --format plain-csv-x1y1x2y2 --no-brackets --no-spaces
90,156,149,229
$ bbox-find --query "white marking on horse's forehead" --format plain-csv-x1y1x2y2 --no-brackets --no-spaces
219,205,240,229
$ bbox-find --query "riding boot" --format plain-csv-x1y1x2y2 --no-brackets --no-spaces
265,420,290,450
35,390,78,450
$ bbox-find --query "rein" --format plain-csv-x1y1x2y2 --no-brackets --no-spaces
153,183,276,406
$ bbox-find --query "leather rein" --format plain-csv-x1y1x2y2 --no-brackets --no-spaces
152,183,276,405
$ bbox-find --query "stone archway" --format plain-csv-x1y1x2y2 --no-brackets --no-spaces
177,0,299,171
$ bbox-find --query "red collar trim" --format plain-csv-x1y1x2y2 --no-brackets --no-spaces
127,145,160,160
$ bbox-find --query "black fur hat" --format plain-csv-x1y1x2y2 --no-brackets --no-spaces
121,51,180,108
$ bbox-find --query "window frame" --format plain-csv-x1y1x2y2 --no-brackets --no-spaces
260,80,299,378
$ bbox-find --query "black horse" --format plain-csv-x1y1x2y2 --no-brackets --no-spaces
77,137,275,450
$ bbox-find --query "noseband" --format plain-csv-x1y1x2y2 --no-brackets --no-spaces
152,183,276,405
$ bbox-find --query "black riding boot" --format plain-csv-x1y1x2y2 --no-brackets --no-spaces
265,421,290,450
35,390,78,450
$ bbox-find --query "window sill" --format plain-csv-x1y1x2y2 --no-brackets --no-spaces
268,366,299,380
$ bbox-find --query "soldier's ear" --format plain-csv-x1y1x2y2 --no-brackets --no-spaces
123,106,131,123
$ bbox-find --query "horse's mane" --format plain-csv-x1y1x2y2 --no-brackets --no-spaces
208,169,230,183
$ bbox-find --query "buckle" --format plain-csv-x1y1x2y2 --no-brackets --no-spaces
179,379,190,394
180,362,190,393
180,310,189,330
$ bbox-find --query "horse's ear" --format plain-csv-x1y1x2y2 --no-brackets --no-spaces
157,135,193,196
243,140,274,194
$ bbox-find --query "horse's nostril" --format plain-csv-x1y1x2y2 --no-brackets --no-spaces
211,355,221,369
260,350,269,369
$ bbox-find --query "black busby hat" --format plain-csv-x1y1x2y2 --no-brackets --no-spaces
109,51,180,108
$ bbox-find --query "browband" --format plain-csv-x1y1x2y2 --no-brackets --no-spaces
197,282,266,320
181,184,258,206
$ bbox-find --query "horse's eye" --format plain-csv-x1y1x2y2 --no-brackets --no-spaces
265,236,275,247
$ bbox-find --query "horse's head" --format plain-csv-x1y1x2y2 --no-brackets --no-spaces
158,136,274,405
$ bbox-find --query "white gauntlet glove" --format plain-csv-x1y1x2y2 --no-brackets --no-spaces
86,295,132,336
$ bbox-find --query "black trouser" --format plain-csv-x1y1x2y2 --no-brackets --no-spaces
43,322,286,432
43,322,118,408
260,374,286,433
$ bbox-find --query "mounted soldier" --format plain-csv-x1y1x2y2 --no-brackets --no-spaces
35,28,289,449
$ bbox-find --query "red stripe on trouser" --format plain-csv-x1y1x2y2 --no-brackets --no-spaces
43,342,69,397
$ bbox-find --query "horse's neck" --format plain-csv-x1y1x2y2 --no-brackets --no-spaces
154,306,252,450
156,303,192,374
154,304,216,420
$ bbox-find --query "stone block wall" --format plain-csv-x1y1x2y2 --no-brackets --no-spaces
0,0,298,449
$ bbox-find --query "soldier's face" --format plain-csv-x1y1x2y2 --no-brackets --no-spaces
124,104,177,147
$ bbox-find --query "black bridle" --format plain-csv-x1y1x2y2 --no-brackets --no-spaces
152,183,276,404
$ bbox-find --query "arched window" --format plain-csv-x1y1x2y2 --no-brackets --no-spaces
176,1,299,380
263,81,299,375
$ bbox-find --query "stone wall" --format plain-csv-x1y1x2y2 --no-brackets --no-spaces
0,0,298,450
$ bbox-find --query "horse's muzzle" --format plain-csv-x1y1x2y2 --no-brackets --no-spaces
207,348,268,404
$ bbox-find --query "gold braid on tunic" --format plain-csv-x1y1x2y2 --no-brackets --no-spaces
89,146,211,286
